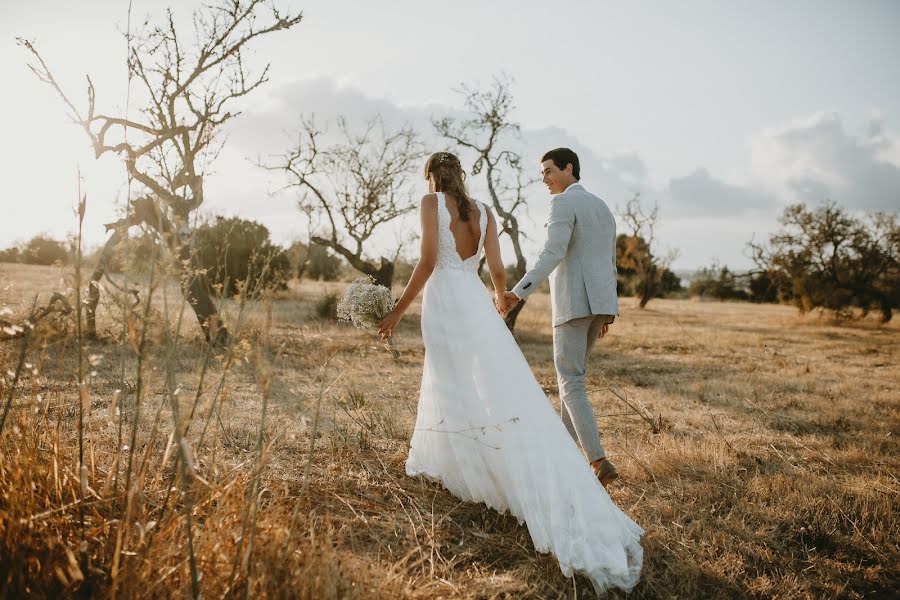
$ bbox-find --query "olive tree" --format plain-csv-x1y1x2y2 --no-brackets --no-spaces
20,0,303,342
433,75,536,330
269,116,423,288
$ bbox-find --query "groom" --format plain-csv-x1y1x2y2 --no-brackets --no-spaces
499,148,620,487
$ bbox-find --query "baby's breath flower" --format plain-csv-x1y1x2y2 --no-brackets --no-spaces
337,277,399,358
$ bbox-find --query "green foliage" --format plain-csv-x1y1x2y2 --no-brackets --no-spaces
616,233,681,299
746,270,785,304
87,233,160,274
193,216,290,297
750,202,899,321
12,235,70,266
0,247,20,263
657,267,684,297
288,241,343,281
314,292,339,320
687,263,750,301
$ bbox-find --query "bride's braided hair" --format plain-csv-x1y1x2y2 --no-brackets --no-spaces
424,152,474,221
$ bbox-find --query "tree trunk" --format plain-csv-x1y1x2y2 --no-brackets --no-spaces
638,273,655,308
177,239,228,346
504,300,526,331
143,199,229,346
502,263,528,331
295,255,308,280
85,199,228,346
880,299,893,323
85,229,124,339
637,265,658,309
638,285,652,309
311,235,394,289
370,260,394,289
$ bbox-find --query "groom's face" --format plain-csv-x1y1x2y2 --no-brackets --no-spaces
541,159,572,195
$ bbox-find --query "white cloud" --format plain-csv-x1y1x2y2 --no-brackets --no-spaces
8,66,896,273
663,168,777,217
228,79,654,260
229,76,441,158
751,111,900,212
225,79,900,270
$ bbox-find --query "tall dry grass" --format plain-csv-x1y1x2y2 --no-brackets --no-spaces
1,255,898,598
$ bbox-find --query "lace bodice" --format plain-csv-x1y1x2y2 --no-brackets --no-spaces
435,192,487,272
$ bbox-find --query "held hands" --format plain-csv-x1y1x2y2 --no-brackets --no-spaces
599,323,610,339
495,291,520,317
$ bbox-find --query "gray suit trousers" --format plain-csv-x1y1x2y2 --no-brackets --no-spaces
553,314,614,462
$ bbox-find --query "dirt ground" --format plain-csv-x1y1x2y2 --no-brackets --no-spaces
1,263,898,598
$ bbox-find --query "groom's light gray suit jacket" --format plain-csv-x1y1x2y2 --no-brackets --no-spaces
511,183,618,326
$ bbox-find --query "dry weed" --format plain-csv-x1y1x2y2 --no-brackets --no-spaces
1,265,898,598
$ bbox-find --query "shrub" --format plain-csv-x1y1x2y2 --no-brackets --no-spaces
747,270,787,304
750,202,899,321
86,233,161,274
19,235,69,266
288,241,343,281
314,292,339,320
0,247,20,263
193,216,290,297
687,263,749,301
616,233,682,299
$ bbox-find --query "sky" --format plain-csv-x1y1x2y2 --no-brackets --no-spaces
1,0,898,270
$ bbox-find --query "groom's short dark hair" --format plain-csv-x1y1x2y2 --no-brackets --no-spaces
541,148,580,180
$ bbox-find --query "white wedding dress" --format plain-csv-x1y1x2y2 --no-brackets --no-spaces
406,193,644,594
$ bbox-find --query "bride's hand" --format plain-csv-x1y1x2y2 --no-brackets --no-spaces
378,309,402,339
494,293,506,314
496,291,518,317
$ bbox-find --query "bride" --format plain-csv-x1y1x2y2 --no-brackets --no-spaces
377,152,643,594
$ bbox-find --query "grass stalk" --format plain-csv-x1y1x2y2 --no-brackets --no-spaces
0,296,37,436
74,175,88,579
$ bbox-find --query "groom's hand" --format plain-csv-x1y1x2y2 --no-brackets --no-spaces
598,323,610,339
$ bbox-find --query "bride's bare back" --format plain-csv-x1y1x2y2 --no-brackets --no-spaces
444,193,482,261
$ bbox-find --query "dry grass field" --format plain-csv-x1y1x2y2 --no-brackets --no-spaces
1,262,898,599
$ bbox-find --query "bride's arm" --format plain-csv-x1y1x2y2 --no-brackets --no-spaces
378,194,438,338
483,209,506,301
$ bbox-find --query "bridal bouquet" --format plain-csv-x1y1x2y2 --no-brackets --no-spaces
337,277,400,358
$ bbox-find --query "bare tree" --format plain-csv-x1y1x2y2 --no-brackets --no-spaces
19,0,303,344
433,75,536,330
269,116,424,288
618,194,677,309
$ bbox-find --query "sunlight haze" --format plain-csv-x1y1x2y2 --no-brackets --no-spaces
2,0,898,269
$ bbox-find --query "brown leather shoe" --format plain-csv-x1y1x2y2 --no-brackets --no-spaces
593,457,619,488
